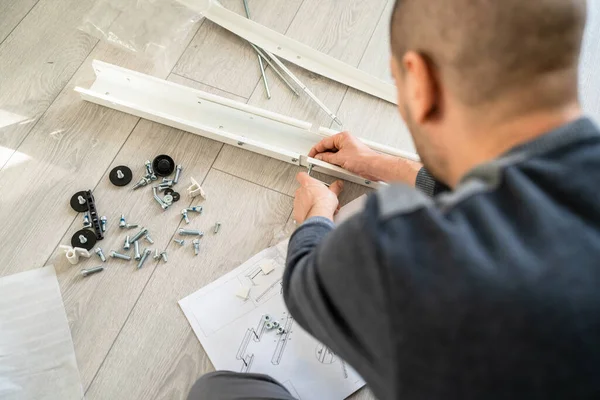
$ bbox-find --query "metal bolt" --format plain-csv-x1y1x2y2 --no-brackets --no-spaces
77,195,86,205
137,249,151,269
173,239,185,246
81,266,104,277
78,235,87,244
145,234,154,244
100,216,107,232
364,180,371,185
126,223,139,229
187,206,203,214
111,251,131,260
95,247,106,262
134,240,141,260
83,212,91,228
124,235,131,250
158,182,173,189
119,214,126,228
153,249,161,260
132,177,150,190
144,160,154,177
162,178,173,184
116,169,125,179
181,209,190,224
152,187,169,210
174,165,182,184
214,222,221,234
161,251,168,262
130,228,148,243
180,229,203,236
193,239,200,255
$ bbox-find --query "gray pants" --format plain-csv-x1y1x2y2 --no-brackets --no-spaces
188,371,297,400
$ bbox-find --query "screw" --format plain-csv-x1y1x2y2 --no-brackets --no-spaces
214,222,221,234
291,158,299,163
162,178,173,184
158,182,172,189
83,212,91,228
179,229,203,236
181,209,190,224
144,160,154,177
153,249,161,260
161,251,168,262
137,249,151,269
173,239,185,246
130,228,148,243
81,266,104,277
77,195,86,205
132,177,150,190
187,206,203,214
119,214,126,228
78,235,87,244
95,248,106,262
100,216,107,232
152,187,169,210
364,180,371,185
174,165,182,184
134,240,141,260
117,169,125,179
111,251,131,260
126,223,139,229
124,235,131,250
145,234,154,244
193,239,200,255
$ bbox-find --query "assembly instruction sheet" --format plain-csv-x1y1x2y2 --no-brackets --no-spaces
179,196,368,399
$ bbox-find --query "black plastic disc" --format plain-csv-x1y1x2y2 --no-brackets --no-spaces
70,191,89,212
171,192,180,202
164,188,174,196
109,165,133,186
71,229,97,251
152,155,175,177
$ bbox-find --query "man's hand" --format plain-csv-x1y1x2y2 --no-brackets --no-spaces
293,172,344,224
309,132,379,180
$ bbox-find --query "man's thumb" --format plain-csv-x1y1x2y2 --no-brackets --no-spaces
329,180,344,196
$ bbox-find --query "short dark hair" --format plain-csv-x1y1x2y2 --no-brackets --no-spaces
390,0,588,106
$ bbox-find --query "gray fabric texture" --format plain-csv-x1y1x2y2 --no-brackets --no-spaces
188,371,296,400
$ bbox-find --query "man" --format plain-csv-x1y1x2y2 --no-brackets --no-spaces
190,0,600,398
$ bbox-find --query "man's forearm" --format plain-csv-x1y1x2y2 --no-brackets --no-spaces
362,153,422,185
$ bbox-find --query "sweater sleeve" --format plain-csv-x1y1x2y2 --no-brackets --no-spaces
416,167,449,196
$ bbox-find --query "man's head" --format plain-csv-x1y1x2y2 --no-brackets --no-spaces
390,0,588,184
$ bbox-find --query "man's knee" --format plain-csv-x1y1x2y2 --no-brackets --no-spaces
188,371,296,400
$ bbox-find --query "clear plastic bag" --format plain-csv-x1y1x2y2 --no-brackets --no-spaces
79,0,201,70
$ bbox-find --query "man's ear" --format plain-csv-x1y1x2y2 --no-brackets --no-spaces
400,51,438,123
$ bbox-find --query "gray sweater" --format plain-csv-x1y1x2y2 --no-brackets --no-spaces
284,117,600,400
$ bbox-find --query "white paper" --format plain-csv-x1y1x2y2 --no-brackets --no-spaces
0,266,84,400
179,240,365,399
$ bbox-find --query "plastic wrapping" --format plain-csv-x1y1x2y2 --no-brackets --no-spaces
79,0,201,69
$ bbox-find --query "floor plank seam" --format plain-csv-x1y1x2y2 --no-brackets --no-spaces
0,39,100,173
211,166,295,198
171,19,206,74
0,0,42,48
356,0,390,69
169,73,250,101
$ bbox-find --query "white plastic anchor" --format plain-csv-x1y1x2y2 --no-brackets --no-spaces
59,245,91,265
187,177,207,199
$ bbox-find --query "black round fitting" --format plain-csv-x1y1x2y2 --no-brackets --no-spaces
171,192,180,202
109,165,133,186
71,229,97,251
70,191,89,212
152,155,175,177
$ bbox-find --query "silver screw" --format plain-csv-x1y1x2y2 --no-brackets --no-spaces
77,195,86,205
162,178,173,184
179,229,203,236
214,222,221,234
126,223,139,229
119,214,126,228
145,234,154,244
158,182,172,189
100,216,107,232
144,160,154,177
174,165,182,184
193,239,200,255
83,212,91,228
81,266,104,277
153,249,161,260
95,248,106,262
132,177,150,190
130,228,148,243
152,187,169,210
111,251,131,260
134,240,141,260
181,209,190,224
187,206,203,214
173,239,185,246
137,249,151,269
117,169,125,179
124,235,131,250
78,235,87,244
161,251,168,262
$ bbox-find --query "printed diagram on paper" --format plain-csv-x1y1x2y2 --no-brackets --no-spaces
179,239,365,399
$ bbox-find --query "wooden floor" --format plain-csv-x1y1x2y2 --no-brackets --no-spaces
0,1,598,399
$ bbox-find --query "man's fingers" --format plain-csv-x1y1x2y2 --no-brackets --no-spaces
296,171,313,186
314,152,341,165
329,180,344,196
308,131,350,157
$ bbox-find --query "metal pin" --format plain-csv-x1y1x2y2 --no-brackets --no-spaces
81,266,104,277
153,249,161,260
145,234,154,244
130,228,148,243
95,248,106,262
126,223,139,229
133,177,150,190
241,0,271,99
180,229,203,236
111,251,131,260
137,249,151,269
119,214,126,228
173,239,185,246
124,235,131,250
134,240,141,260
214,222,221,234
193,239,200,255
161,251,168,263
174,165,182,184
251,45,299,97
